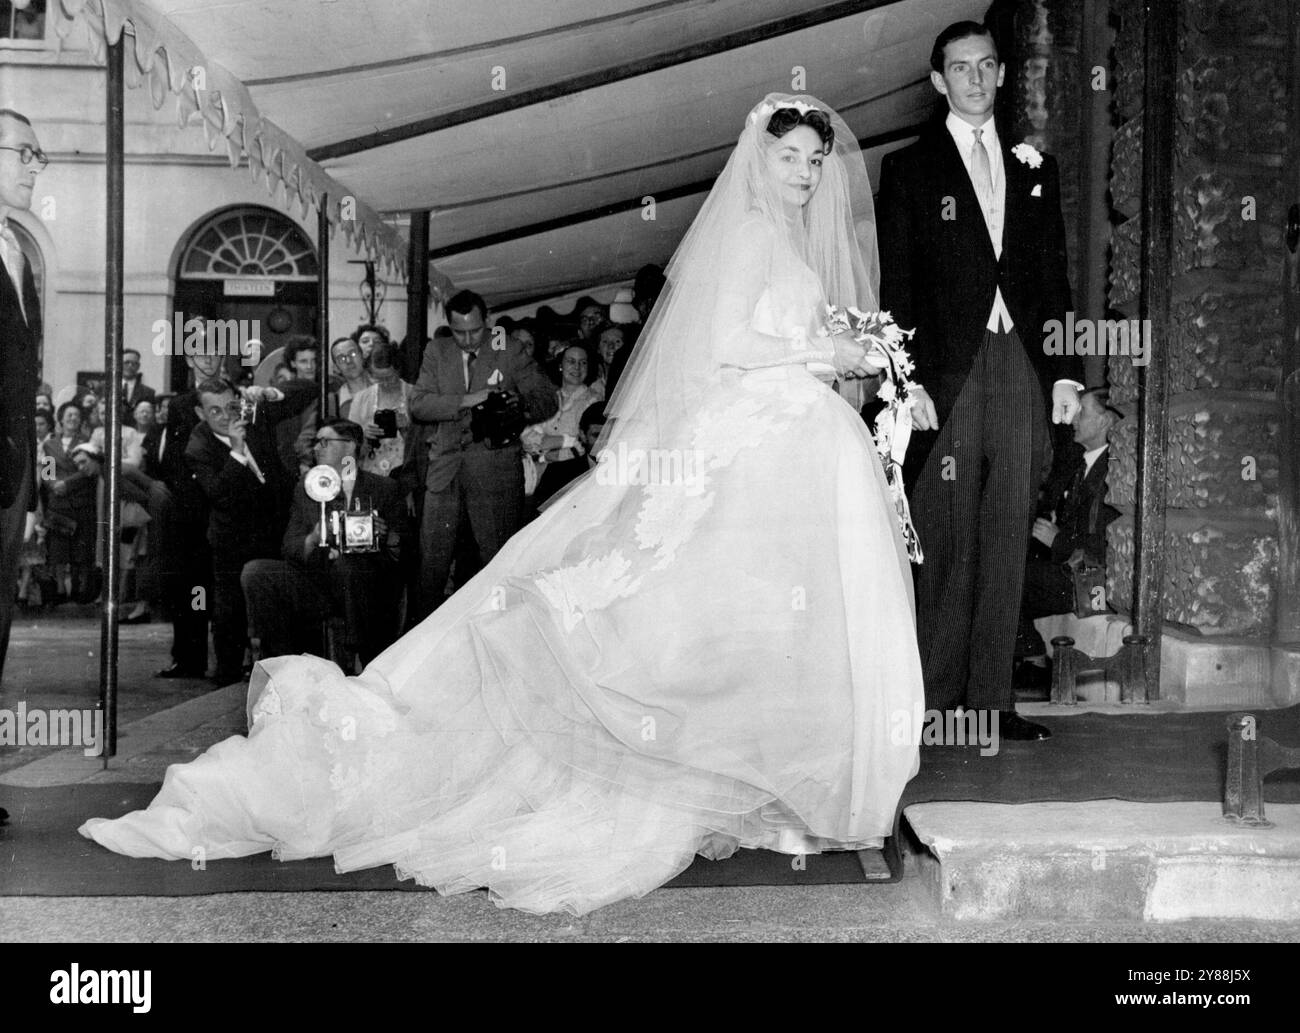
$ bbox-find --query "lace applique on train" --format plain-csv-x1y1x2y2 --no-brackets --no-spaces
533,549,644,631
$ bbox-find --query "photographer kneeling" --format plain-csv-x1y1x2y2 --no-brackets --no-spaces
242,419,405,668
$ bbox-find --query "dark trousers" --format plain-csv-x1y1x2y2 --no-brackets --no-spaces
242,556,399,666
418,451,523,616
0,462,31,685
912,329,1051,711
1015,557,1076,657
155,493,211,673
211,550,254,680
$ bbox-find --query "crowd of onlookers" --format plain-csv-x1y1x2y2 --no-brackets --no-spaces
14,256,1118,692
14,266,664,684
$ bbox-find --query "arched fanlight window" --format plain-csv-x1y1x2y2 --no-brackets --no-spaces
180,207,318,281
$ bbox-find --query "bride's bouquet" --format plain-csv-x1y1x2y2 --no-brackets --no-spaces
824,305,924,564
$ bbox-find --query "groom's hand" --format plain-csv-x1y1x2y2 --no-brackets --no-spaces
1052,382,1082,424
910,386,938,431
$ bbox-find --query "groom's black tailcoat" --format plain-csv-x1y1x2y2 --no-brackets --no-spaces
876,120,1083,711
877,121,1082,484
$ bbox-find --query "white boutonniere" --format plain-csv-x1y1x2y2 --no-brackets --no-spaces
1031,183,1043,197
1012,142,1044,169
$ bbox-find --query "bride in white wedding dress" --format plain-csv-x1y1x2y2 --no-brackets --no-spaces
81,94,925,915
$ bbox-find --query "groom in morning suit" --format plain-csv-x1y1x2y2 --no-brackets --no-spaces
0,109,45,685
876,22,1084,741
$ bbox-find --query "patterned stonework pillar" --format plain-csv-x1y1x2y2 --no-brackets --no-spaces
1011,0,1083,278
1107,0,1289,653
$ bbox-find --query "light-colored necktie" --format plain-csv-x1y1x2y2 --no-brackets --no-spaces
0,221,28,323
971,128,994,218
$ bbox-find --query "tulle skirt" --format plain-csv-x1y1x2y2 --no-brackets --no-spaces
81,366,924,915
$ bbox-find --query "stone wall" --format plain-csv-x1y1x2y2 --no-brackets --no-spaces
1011,0,1083,284
1105,0,1289,641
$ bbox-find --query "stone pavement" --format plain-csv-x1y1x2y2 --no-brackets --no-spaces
0,681,246,787
3,618,1299,941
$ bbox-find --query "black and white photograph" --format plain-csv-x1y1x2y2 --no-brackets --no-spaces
0,0,1297,980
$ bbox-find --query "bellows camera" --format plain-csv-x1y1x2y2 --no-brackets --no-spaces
470,390,526,449
305,464,379,554
331,505,378,554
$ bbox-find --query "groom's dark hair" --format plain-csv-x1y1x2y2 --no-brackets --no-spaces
930,21,999,73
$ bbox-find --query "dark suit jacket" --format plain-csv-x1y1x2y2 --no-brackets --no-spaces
409,336,556,492
184,380,317,561
144,401,206,524
0,244,42,510
1049,447,1118,568
281,468,406,568
121,379,157,422
876,120,1083,475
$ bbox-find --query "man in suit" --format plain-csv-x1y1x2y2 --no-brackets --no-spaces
0,109,45,685
409,289,556,617
877,22,1085,740
142,351,222,678
242,419,405,666
1023,388,1121,616
120,349,156,423
186,376,316,684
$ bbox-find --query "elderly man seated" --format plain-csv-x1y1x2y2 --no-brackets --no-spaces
241,419,405,668
1015,387,1122,690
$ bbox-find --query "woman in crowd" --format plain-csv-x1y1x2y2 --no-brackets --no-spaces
43,402,98,603
18,411,53,608
89,396,147,469
350,341,412,479
591,322,630,399
522,342,603,507
132,399,157,434
83,94,923,917
353,323,391,362
33,408,52,447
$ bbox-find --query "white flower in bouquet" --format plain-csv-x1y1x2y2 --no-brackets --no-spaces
822,305,923,563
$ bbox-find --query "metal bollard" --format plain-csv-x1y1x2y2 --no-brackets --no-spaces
1224,712,1300,827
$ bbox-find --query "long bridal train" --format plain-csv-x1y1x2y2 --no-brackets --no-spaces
80,92,924,916
80,362,922,914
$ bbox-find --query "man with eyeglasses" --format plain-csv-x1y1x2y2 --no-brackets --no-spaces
186,376,317,684
0,108,45,685
119,348,156,424
242,419,405,668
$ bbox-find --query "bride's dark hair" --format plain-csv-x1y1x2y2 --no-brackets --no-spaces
765,106,834,150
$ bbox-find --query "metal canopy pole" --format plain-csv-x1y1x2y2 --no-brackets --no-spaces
1132,0,1177,702
98,34,125,761
317,198,330,418
406,210,430,377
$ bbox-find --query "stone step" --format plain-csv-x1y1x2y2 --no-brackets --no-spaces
904,801,1300,922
